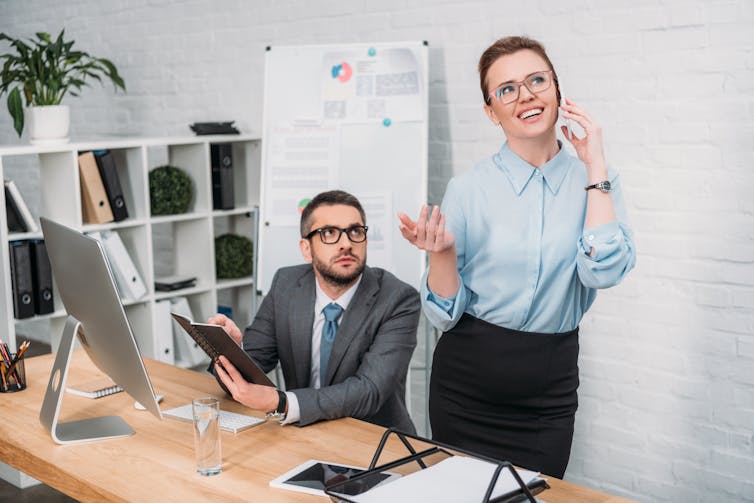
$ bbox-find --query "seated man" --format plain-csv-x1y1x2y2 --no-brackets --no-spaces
210,190,420,432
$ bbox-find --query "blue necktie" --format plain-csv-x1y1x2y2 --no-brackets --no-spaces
320,303,343,386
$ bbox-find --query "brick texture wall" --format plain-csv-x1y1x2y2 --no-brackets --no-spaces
1,1,752,501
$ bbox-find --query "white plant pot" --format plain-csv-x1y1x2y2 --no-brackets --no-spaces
25,105,70,145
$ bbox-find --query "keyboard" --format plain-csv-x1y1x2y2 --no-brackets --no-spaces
162,404,266,433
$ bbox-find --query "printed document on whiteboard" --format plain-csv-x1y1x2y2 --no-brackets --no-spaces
265,123,340,226
357,192,393,272
322,47,423,123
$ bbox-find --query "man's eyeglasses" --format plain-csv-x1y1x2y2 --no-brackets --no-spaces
305,225,368,244
486,70,554,105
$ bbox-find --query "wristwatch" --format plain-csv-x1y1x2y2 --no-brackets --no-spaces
584,180,612,193
266,389,287,422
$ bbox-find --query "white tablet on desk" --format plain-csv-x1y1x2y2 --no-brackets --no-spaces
269,459,400,497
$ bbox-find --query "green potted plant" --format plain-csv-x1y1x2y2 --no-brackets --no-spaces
215,234,254,279
149,165,194,215
0,29,125,144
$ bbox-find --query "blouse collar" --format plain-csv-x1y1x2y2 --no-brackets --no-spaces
494,141,570,196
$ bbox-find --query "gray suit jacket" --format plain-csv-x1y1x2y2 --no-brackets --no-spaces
245,264,420,433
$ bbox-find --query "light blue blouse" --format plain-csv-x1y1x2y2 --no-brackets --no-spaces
422,142,636,334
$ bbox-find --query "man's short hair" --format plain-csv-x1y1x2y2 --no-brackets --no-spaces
300,190,367,237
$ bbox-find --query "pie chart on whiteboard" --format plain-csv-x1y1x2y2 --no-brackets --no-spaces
331,62,353,83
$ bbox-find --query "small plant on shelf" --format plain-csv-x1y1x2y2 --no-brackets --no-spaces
149,165,194,215
215,234,254,279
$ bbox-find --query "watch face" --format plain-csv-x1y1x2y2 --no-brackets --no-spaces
599,180,612,192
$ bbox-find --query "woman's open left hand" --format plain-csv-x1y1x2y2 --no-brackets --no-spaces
398,205,455,254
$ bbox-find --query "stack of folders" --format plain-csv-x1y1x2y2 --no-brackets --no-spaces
78,151,129,224
87,230,147,301
8,239,55,319
4,180,38,233
67,377,123,399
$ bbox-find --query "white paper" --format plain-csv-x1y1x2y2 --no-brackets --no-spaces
351,456,540,503
322,47,423,123
357,192,393,272
265,123,340,226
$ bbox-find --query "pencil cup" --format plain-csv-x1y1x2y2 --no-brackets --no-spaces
192,397,222,476
0,353,26,393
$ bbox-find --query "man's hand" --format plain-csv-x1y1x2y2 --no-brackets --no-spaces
207,313,243,346
214,356,279,412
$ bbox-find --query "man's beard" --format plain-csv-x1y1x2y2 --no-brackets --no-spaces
313,252,365,286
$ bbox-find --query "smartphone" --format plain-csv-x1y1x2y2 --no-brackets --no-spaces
560,94,573,140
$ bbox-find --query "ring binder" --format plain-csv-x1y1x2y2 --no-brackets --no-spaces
324,429,549,503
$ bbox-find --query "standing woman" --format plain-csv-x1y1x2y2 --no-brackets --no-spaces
398,36,636,478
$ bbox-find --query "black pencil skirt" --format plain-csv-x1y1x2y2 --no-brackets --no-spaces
429,314,579,478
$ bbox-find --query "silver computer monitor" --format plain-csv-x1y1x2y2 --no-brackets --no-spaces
39,217,162,444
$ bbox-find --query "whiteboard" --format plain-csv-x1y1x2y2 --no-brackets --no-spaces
258,42,428,294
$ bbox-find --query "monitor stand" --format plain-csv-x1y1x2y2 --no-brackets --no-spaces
39,315,134,444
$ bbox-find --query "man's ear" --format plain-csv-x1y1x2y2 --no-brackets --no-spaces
300,238,313,263
484,103,500,126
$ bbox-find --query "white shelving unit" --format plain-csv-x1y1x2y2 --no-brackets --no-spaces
0,135,261,363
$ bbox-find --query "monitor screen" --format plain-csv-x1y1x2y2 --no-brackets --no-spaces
40,218,162,426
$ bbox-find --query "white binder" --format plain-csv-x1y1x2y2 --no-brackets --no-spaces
170,296,208,367
153,300,175,364
100,230,147,301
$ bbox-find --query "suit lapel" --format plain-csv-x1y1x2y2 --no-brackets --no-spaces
324,267,378,385
288,269,316,388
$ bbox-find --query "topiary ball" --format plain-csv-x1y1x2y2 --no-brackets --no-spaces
149,165,193,215
215,233,254,279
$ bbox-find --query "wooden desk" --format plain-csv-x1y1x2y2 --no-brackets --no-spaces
0,352,633,502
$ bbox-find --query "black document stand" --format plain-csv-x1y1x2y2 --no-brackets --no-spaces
324,428,549,503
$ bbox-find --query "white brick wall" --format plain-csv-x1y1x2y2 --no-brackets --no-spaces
1,1,753,501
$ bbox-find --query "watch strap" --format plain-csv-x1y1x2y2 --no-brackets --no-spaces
266,389,287,422
275,389,287,415
584,180,611,192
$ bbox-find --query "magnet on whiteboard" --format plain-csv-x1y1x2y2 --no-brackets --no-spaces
383,118,392,127
368,47,376,57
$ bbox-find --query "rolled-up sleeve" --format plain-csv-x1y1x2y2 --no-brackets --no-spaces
419,177,470,332
420,270,468,332
576,173,636,289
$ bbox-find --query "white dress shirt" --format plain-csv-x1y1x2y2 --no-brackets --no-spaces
282,275,361,425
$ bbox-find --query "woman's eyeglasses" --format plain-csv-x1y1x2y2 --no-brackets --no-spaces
486,70,554,105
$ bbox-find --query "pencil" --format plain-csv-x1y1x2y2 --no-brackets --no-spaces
13,340,30,362
0,342,23,389
7,341,30,389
